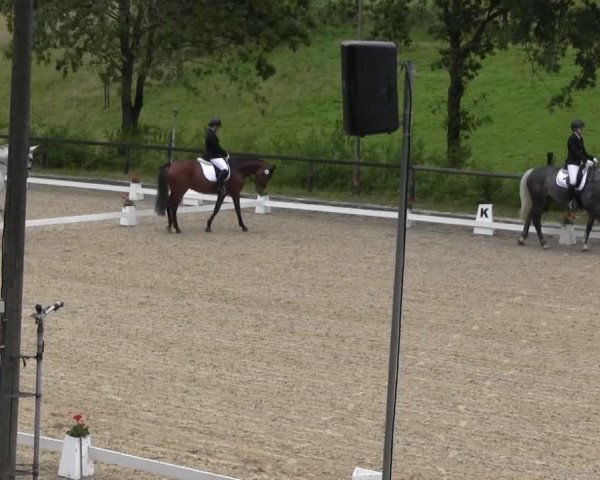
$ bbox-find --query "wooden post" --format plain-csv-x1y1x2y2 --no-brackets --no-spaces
408,165,416,203
352,0,364,194
306,162,314,192
42,137,49,167
124,145,130,174
0,1,34,477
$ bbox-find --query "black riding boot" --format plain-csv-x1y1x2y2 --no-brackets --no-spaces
215,169,228,195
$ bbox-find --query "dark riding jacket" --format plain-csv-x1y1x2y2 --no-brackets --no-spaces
204,128,228,161
566,133,593,167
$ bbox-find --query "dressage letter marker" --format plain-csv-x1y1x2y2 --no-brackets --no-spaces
473,204,494,236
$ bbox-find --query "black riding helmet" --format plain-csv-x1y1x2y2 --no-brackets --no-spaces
208,118,222,127
571,119,585,130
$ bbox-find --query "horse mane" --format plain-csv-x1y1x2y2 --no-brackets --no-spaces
230,155,266,173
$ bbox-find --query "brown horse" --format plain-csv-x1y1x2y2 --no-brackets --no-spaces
154,156,275,233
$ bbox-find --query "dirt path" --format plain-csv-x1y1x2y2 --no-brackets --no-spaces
8,184,600,479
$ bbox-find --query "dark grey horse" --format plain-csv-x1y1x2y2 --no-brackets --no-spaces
518,165,600,251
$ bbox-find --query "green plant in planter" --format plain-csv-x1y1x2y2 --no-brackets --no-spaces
562,211,576,225
66,414,90,438
122,194,135,207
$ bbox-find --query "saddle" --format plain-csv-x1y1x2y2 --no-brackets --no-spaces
555,164,590,191
196,157,231,183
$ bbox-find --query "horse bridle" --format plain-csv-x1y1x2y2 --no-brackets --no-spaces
0,158,33,171
0,152,34,169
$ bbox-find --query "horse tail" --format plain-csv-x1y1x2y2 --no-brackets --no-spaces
155,163,170,216
519,168,534,220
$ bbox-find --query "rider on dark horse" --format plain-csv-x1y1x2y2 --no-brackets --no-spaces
566,119,598,210
205,117,229,194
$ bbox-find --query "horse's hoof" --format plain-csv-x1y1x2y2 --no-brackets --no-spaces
542,243,550,250
582,244,589,252
175,229,181,234
518,237,525,245
205,226,211,233
241,227,248,232
166,226,172,233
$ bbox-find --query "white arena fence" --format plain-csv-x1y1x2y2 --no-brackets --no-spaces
17,432,238,480
2,175,596,241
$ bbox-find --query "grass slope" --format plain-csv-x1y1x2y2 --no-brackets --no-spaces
1,17,599,211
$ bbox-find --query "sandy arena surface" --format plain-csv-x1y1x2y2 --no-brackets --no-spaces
4,183,600,479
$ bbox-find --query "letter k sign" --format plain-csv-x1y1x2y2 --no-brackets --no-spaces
474,203,494,235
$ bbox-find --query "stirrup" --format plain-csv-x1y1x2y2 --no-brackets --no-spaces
568,199,577,210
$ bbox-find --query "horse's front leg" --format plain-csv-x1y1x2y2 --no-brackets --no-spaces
206,193,226,232
582,214,595,252
232,195,248,232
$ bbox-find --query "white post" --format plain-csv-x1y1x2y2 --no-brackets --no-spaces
406,208,413,228
58,435,94,479
182,193,201,206
128,182,144,201
559,224,576,245
473,203,494,235
352,467,382,480
119,206,137,226
255,194,271,214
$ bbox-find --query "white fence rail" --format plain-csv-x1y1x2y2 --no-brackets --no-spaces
17,432,239,480
19,176,600,239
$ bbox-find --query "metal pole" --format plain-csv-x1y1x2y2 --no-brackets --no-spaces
382,60,413,480
352,0,364,194
32,302,64,480
32,316,44,480
0,0,34,478
168,108,178,164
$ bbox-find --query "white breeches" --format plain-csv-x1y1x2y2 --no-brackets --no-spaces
567,164,580,186
210,157,229,171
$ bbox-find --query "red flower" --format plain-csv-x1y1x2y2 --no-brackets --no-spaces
66,413,90,438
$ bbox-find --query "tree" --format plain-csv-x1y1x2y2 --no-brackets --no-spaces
1,0,312,133
371,0,600,168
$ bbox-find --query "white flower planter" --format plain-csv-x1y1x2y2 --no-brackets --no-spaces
559,224,576,245
129,182,144,201
182,194,201,206
58,435,94,479
255,194,271,214
119,205,137,226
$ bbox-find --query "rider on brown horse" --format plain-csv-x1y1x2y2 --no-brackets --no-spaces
204,117,229,194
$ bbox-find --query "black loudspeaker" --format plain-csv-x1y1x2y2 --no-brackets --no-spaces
341,41,399,136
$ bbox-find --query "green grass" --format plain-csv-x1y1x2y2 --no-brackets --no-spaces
1,17,599,212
